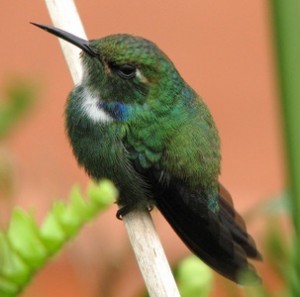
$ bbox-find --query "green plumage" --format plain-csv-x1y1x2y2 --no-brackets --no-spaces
33,23,262,284
66,35,221,210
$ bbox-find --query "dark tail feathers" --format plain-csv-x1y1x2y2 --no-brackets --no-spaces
155,181,262,285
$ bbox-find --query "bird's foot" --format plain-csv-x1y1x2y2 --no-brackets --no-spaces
116,204,154,220
116,206,131,220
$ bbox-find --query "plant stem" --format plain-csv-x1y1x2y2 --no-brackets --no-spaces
270,0,300,295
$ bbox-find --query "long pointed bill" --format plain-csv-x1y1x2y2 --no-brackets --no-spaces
30,22,98,57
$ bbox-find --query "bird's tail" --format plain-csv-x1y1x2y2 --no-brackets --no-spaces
155,181,262,285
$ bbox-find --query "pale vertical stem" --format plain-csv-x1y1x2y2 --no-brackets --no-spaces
45,0,86,84
43,1,180,296
124,211,181,297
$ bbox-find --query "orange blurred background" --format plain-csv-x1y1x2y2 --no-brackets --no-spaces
0,1,285,296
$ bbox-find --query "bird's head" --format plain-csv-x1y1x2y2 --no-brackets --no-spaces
31,23,183,107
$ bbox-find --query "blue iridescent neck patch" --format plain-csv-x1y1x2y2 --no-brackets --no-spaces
98,101,130,121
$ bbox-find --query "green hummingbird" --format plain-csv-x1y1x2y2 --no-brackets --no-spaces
32,22,262,284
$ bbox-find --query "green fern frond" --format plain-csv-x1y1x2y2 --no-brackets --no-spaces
0,180,117,297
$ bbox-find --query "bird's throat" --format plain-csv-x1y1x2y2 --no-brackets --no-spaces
80,87,114,123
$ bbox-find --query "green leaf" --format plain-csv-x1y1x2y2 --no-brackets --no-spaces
177,256,213,297
39,205,68,252
7,209,47,268
67,186,91,220
88,180,118,210
0,181,117,296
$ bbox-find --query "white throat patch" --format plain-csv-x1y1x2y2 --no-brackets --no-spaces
81,88,113,123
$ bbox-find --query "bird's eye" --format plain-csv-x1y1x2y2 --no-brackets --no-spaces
116,64,136,79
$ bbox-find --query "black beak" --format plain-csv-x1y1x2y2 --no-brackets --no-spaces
30,22,98,58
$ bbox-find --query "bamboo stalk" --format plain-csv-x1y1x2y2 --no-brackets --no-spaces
43,0,180,296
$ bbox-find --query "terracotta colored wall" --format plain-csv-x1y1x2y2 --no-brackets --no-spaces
0,1,284,296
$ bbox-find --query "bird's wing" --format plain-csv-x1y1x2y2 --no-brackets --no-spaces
124,103,262,284
137,165,262,285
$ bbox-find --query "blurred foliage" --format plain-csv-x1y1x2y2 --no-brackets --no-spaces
264,218,289,281
0,181,117,297
0,149,15,200
0,79,37,201
0,80,36,140
271,0,300,296
142,256,213,297
176,256,213,297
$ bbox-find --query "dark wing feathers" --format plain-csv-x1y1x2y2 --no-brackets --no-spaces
145,169,261,285
218,194,262,260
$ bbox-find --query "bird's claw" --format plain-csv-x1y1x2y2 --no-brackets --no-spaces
116,204,154,220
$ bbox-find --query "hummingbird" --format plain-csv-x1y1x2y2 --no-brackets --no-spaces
32,22,262,284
